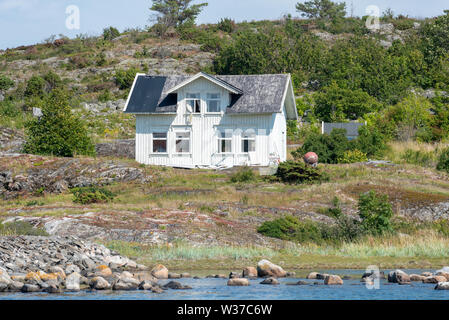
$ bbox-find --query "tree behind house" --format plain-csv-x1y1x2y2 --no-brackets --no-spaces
23,89,95,157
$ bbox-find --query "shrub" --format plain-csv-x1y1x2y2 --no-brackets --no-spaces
0,75,14,92
71,186,116,204
353,126,388,158
293,129,349,164
0,100,20,118
24,75,46,97
115,68,140,90
436,147,449,173
358,190,394,235
257,216,324,243
275,160,328,184
0,220,48,236
103,26,120,40
23,89,95,157
230,166,256,183
337,149,368,164
401,149,436,167
217,18,236,33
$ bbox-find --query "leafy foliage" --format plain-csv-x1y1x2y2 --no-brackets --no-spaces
275,160,328,184
230,166,256,183
217,18,236,33
115,68,140,90
23,89,95,157
103,26,120,40
295,0,346,21
358,190,394,235
71,186,116,204
0,75,14,92
436,147,449,173
337,149,368,164
24,76,46,98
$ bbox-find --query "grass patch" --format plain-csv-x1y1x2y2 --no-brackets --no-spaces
0,220,48,236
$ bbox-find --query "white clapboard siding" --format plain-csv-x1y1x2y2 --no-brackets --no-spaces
135,77,291,167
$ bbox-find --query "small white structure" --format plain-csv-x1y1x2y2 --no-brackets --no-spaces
124,72,297,168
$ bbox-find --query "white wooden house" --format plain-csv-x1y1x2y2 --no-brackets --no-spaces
123,72,297,168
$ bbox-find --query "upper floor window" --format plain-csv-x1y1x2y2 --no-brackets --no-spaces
206,93,221,113
152,132,167,153
242,130,256,153
175,132,191,153
186,93,201,113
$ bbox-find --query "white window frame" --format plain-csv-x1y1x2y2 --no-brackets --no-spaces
217,130,233,154
206,93,221,113
175,131,191,154
150,132,168,154
186,93,201,114
241,130,256,153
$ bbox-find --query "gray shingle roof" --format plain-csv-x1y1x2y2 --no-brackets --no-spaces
124,73,290,114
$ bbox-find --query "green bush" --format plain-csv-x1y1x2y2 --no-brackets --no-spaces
217,18,236,33
0,100,20,118
293,129,349,164
230,166,256,183
337,149,368,164
353,126,388,158
401,149,436,167
275,160,328,184
25,75,46,97
0,75,14,92
71,186,116,204
115,68,140,90
0,220,48,236
358,190,394,235
23,89,95,157
257,216,324,243
436,147,449,173
103,26,120,40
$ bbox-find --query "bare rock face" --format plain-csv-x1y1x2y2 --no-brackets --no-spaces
324,275,343,285
242,267,257,278
227,278,249,286
151,264,169,279
256,260,287,278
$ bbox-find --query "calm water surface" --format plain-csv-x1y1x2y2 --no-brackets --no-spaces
1,269,448,300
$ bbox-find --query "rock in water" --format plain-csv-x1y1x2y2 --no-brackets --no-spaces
8,281,24,292
260,277,279,285
65,272,81,292
410,274,425,282
435,271,449,281
324,275,344,285
21,284,41,293
435,282,449,290
162,281,192,290
89,277,110,290
388,270,410,284
242,267,257,278
227,278,250,286
256,260,286,278
423,276,447,284
306,272,319,279
168,273,181,279
151,264,169,279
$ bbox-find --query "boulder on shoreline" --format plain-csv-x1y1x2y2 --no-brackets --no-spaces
306,272,319,279
409,274,426,282
162,281,192,290
65,272,81,291
243,267,257,278
324,275,343,285
151,264,169,279
260,277,279,285
388,270,410,284
435,282,449,290
227,278,249,286
422,276,446,284
256,260,286,278
89,277,110,290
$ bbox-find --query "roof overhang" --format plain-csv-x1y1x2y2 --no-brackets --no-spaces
165,72,243,95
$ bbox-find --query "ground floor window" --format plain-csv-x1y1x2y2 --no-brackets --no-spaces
218,131,232,153
152,132,167,153
241,130,256,153
176,132,190,153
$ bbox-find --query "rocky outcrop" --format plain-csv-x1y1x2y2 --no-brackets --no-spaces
242,267,257,278
256,259,287,278
0,154,151,199
388,270,411,284
0,127,25,153
151,264,169,279
422,276,447,284
95,139,135,159
0,236,143,275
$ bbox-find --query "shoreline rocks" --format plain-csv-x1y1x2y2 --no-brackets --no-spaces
227,278,249,286
256,259,287,278
324,275,343,285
